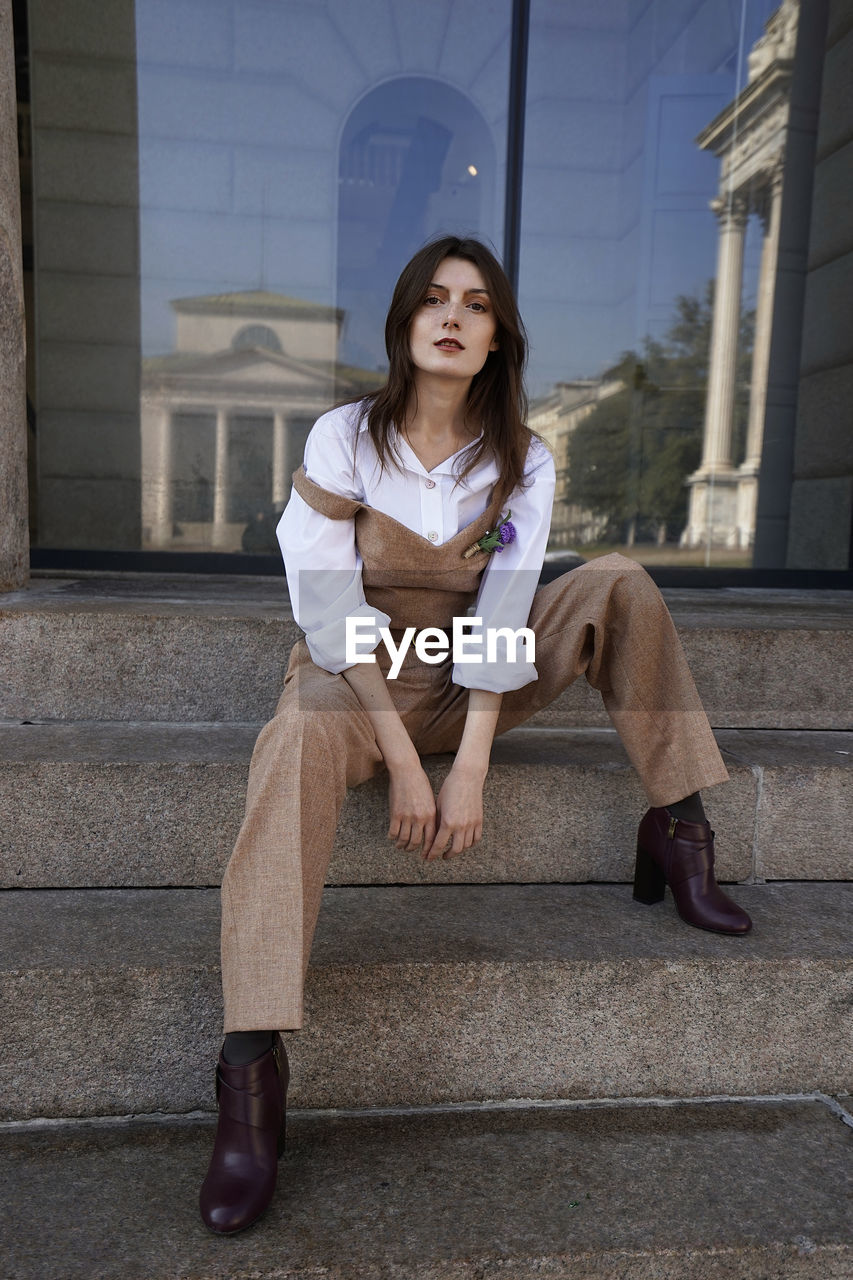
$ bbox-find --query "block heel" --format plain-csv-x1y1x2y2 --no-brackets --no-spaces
633,840,666,904
274,1036,288,1158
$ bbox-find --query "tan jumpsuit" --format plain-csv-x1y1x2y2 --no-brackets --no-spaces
221,467,730,1032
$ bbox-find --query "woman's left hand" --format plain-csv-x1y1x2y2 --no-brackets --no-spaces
423,762,485,861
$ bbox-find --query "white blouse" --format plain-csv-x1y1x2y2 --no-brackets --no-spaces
276,402,556,693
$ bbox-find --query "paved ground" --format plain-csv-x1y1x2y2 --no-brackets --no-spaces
3,1094,851,1279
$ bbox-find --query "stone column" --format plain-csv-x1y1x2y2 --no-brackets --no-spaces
147,406,174,548
272,410,287,506
682,191,748,549
736,164,784,548
699,192,749,472
0,0,28,591
744,164,784,469
212,408,230,550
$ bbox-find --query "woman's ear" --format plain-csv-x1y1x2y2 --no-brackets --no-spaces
489,337,500,351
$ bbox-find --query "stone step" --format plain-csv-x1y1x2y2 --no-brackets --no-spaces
3,1096,851,1278
2,882,850,1121
1,577,851,728
1,724,850,889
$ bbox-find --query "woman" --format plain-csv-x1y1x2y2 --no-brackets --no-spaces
199,235,750,1235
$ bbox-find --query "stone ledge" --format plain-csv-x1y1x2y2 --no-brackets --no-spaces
1,883,850,1118
2,724,851,888
2,581,852,727
2,1099,851,1279
0,723,761,888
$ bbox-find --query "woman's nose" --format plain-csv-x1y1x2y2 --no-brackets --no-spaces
442,308,460,328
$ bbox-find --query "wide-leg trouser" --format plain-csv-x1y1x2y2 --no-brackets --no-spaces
220,555,729,1031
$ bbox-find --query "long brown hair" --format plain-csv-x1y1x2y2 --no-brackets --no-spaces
356,236,533,507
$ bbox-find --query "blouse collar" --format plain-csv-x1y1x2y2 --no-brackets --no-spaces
391,426,499,488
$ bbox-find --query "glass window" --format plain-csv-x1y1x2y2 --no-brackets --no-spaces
522,0,789,569
25,0,511,554
21,0,845,573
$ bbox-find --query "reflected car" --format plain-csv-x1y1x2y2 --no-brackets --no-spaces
539,548,586,581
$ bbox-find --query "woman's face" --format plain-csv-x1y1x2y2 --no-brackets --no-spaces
408,257,500,386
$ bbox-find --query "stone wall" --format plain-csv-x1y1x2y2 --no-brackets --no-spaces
0,0,27,591
28,0,141,549
787,0,853,568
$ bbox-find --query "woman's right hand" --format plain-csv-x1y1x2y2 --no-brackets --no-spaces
387,763,437,852
341,660,436,851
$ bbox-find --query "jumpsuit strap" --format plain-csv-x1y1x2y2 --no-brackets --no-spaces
291,465,363,521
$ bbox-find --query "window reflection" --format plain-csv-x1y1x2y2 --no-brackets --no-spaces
133,1,510,553
525,0,790,567
337,76,497,376
24,0,821,569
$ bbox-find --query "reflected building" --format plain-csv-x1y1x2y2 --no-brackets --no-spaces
683,0,798,549
530,379,621,549
140,292,381,552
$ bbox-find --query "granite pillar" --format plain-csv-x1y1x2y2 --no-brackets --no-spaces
0,0,28,591
783,0,852,570
753,0,831,567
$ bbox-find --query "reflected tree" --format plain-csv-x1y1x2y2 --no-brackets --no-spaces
566,284,754,545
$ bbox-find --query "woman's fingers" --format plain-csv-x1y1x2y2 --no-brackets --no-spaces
391,816,438,852
387,767,437,852
422,819,449,861
424,821,481,861
443,826,474,860
423,829,448,861
402,824,426,852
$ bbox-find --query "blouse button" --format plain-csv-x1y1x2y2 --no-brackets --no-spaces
427,530,438,541
425,479,436,489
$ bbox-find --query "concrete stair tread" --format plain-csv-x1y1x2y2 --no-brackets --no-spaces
0,718,263,763
3,883,852,969
1,723,850,887
1,719,852,765
3,1098,852,1279
6,575,853,626
0,573,292,618
2,884,851,1116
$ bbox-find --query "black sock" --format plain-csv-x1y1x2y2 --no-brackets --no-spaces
666,792,706,825
222,1030,275,1066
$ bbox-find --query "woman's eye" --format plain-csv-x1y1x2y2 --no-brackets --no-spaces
424,295,442,306
469,301,486,312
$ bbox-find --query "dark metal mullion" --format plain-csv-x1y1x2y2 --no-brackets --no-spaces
502,0,530,293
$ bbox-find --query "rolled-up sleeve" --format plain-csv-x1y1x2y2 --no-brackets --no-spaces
276,418,391,673
451,442,556,693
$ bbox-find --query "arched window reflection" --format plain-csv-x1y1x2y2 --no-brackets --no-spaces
337,77,497,376
232,325,284,355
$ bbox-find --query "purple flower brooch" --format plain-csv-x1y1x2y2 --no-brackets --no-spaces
463,511,517,559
